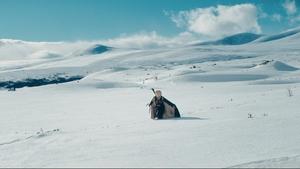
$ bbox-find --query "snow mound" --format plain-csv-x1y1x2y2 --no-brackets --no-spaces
255,61,299,71
273,61,299,71
195,33,262,46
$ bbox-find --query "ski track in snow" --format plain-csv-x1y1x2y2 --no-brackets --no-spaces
0,129,61,147
0,139,21,146
230,155,300,168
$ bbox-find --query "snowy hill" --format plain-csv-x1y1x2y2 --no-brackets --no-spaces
253,27,300,43
82,44,113,55
1,27,300,167
193,27,300,46
196,33,262,45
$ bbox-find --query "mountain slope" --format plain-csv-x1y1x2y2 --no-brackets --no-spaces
253,27,300,43
193,27,300,46
195,33,262,46
83,44,113,55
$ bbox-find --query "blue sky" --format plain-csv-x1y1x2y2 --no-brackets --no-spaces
0,0,299,41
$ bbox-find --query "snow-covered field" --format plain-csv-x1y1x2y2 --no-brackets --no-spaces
1,28,300,168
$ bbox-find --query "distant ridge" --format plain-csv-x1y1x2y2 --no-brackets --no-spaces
194,33,262,46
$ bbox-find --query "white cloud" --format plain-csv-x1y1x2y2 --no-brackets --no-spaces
101,31,197,49
282,0,300,24
282,0,300,25
169,4,261,38
256,6,282,23
271,13,282,22
283,0,297,15
257,5,268,19
289,15,300,23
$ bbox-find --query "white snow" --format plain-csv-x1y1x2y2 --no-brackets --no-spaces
1,28,300,168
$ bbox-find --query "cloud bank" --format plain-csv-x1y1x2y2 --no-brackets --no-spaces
98,4,264,49
168,4,261,38
101,31,197,49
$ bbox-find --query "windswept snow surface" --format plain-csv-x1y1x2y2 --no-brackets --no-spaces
1,31,300,167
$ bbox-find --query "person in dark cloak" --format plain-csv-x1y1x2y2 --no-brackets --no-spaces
149,90,181,119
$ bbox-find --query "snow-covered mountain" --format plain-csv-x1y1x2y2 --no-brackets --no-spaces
195,32,262,45
82,44,113,55
193,27,300,46
1,27,300,168
253,27,300,43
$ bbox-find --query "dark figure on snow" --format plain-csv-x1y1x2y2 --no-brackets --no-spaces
149,90,181,119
